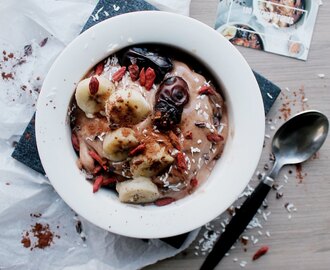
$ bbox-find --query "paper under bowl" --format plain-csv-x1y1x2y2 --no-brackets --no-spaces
36,11,265,238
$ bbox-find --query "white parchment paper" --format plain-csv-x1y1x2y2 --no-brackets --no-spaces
0,0,198,269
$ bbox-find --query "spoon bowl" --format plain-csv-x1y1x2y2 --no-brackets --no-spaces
269,110,329,179
272,110,329,165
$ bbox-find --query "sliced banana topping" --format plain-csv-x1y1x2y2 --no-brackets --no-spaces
103,128,139,162
106,86,151,126
130,142,174,177
116,176,160,203
75,76,114,115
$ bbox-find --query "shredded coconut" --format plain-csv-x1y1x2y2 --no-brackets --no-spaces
113,4,120,11
267,93,273,99
91,6,104,21
240,261,247,268
191,147,201,155
195,103,201,111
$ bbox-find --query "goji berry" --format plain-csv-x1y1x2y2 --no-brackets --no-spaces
206,133,224,143
112,66,126,82
139,67,146,86
198,85,215,95
128,144,146,157
154,197,175,206
89,76,99,95
176,152,187,171
88,150,107,170
95,62,104,75
128,64,139,81
93,176,103,193
190,178,198,188
145,67,156,90
252,246,269,261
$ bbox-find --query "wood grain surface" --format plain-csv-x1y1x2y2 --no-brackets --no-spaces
145,0,330,269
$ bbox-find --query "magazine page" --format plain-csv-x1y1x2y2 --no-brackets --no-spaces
215,0,321,60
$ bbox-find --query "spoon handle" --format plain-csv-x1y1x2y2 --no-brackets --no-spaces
200,180,272,270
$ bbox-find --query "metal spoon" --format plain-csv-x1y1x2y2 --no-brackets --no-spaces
201,110,329,270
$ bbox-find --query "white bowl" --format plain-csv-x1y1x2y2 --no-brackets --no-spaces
36,11,265,238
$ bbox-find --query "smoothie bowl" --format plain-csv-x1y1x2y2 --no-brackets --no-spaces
36,11,265,238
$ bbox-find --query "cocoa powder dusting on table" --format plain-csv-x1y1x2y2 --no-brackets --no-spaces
279,101,291,121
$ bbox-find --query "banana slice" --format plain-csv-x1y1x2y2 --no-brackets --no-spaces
116,176,160,203
106,86,151,126
75,76,114,115
130,142,174,177
103,128,139,161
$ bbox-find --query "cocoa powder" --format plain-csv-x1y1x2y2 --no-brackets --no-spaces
21,220,60,250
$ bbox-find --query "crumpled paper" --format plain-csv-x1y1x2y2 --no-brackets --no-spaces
0,0,198,269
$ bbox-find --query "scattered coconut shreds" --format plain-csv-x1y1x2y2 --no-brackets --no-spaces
113,4,120,11
317,73,325,78
191,147,201,155
240,260,247,268
194,229,220,254
284,203,297,213
285,87,290,92
233,258,238,262
247,217,263,229
91,6,104,21
267,93,273,99
265,134,271,139
262,212,268,221
266,231,271,238
302,98,308,103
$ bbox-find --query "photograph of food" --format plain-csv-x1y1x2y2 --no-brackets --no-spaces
257,0,305,28
69,45,228,206
221,24,264,50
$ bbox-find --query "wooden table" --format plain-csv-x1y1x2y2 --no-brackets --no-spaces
146,1,330,269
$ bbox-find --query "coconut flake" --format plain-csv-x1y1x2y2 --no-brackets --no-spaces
91,6,104,21
240,261,247,268
191,147,201,155
195,102,201,111
113,4,120,11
